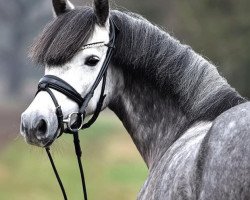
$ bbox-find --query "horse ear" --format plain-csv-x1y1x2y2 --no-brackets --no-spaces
52,0,75,17
93,0,109,26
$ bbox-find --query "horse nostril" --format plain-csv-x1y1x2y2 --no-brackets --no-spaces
36,119,47,135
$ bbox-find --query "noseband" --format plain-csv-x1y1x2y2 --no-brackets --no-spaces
35,20,118,200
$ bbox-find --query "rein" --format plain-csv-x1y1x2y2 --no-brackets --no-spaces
35,20,118,200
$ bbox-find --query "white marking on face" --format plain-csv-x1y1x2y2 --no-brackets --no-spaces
44,24,110,115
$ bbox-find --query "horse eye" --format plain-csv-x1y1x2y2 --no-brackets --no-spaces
85,56,100,66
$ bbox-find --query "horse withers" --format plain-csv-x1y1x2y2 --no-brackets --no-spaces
20,0,250,199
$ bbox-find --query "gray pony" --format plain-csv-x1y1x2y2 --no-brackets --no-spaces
20,0,250,199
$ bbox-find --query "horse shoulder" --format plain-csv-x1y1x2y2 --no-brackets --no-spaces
138,102,250,200
138,122,212,200
197,102,250,200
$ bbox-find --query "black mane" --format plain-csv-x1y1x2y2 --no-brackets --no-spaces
110,11,246,121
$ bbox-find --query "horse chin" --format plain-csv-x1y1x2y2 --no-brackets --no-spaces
43,137,57,148
24,129,59,148
43,130,60,148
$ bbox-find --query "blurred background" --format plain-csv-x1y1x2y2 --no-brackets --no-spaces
0,0,249,199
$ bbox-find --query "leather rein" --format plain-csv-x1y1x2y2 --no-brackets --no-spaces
35,20,118,200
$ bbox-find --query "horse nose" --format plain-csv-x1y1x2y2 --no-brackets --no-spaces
21,113,48,140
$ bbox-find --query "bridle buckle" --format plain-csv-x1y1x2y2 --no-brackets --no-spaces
63,112,85,132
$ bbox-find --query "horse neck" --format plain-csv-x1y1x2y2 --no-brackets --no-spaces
109,74,189,168
108,12,246,168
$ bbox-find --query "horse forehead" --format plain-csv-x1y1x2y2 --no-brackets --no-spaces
87,25,109,44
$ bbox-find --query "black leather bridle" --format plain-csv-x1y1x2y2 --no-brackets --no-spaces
35,20,118,200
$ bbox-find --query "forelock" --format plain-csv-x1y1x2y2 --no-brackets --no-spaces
29,6,97,66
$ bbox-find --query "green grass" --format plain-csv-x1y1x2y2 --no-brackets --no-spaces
0,113,147,200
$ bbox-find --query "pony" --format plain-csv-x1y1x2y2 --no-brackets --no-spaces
20,0,250,199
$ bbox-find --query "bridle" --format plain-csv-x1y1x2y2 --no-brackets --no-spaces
35,20,118,200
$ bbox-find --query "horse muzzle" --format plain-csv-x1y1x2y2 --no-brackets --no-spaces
20,111,58,147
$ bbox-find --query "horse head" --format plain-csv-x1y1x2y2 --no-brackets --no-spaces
20,0,120,147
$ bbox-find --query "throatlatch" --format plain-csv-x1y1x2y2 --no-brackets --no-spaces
35,20,118,200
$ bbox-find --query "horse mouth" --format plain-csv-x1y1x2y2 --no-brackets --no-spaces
23,129,59,148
